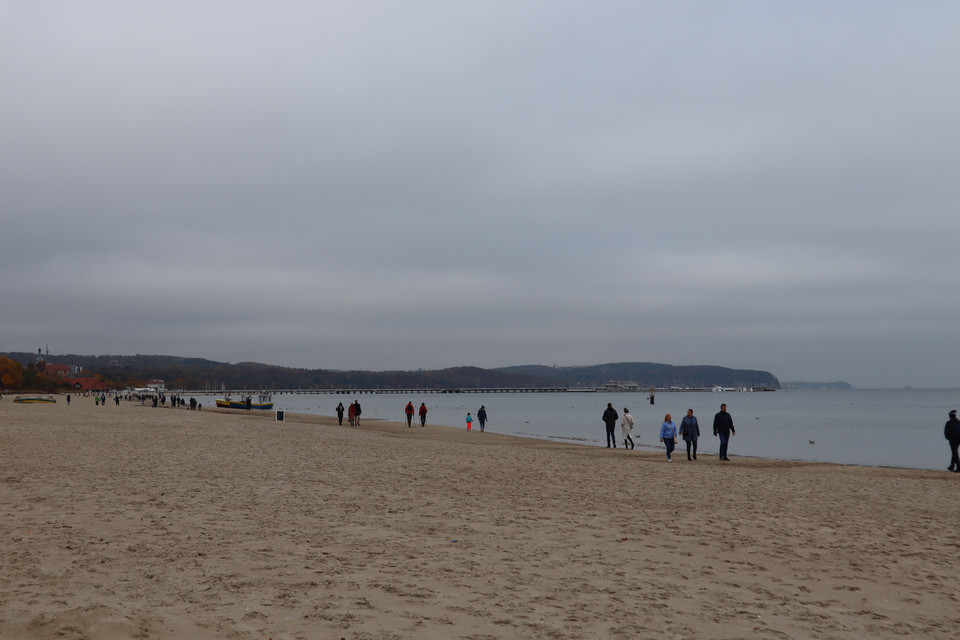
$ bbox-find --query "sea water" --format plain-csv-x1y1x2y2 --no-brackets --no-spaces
257,388,960,471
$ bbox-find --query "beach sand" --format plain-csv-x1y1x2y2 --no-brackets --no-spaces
1,396,958,639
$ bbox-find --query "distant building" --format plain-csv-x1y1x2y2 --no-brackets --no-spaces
146,379,166,392
43,363,82,378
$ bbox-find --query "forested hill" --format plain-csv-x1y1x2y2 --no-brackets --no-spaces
2,352,780,390
496,363,779,390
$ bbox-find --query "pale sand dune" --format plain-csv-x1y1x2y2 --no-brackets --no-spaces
1,396,958,639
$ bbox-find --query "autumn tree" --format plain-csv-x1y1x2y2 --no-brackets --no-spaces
0,356,24,390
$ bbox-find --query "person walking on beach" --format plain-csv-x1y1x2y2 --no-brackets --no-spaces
660,413,677,461
353,400,362,426
347,402,356,426
336,402,345,425
405,401,415,427
945,409,960,472
679,409,700,460
713,403,735,461
419,402,428,426
466,412,474,430
621,408,635,449
477,406,488,432
602,403,619,448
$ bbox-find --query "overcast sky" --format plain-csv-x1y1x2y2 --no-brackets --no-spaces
2,2,959,388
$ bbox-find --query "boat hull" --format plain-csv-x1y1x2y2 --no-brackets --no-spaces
13,396,57,404
215,399,274,410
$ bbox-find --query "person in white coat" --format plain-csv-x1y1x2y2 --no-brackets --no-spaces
621,408,635,450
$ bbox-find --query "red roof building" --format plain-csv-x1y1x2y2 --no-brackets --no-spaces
69,377,111,392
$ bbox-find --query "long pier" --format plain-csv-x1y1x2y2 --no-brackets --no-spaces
174,386,765,396
182,387,578,396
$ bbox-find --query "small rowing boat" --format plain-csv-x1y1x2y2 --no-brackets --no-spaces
13,395,57,404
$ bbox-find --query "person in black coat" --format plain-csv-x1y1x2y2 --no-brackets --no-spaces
713,403,735,461
944,409,960,472
602,403,619,448
679,409,700,461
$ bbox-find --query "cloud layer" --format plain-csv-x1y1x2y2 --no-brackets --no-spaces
3,2,959,387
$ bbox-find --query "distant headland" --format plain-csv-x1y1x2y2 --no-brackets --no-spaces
2,352,783,392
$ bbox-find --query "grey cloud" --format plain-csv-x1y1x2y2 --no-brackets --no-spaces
2,2,959,387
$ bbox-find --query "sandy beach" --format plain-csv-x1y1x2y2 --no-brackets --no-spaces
1,396,958,639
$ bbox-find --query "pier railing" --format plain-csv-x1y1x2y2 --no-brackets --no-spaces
171,386,763,396
179,387,575,395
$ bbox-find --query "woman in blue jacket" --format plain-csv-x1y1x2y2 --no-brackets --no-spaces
659,413,677,462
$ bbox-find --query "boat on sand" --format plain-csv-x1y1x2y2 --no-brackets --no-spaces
215,393,274,410
13,395,57,404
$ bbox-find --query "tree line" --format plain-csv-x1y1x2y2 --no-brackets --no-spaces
1,352,781,392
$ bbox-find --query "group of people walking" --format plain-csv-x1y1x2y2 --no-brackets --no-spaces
465,406,487,431
335,400,363,426
335,399,492,432
603,402,736,462
404,401,429,427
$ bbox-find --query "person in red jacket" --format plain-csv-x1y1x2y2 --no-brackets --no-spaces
419,402,428,426
404,401,415,427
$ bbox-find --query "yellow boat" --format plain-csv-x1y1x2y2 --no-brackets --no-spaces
215,393,274,410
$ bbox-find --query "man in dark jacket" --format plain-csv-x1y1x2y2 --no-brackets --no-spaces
944,409,960,472
713,403,735,461
602,403,619,448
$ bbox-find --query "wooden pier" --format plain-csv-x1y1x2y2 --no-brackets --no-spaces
183,387,575,396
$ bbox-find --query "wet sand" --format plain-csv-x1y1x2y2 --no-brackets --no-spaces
1,396,958,639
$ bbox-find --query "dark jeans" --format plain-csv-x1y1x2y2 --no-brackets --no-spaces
406,414,413,427
718,432,730,460
605,423,617,447
950,439,960,469
664,437,675,459
684,438,698,459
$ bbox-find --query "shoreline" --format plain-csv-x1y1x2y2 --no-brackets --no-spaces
274,408,950,475
2,400,957,639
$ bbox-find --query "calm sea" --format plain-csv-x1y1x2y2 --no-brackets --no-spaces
242,389,959,471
